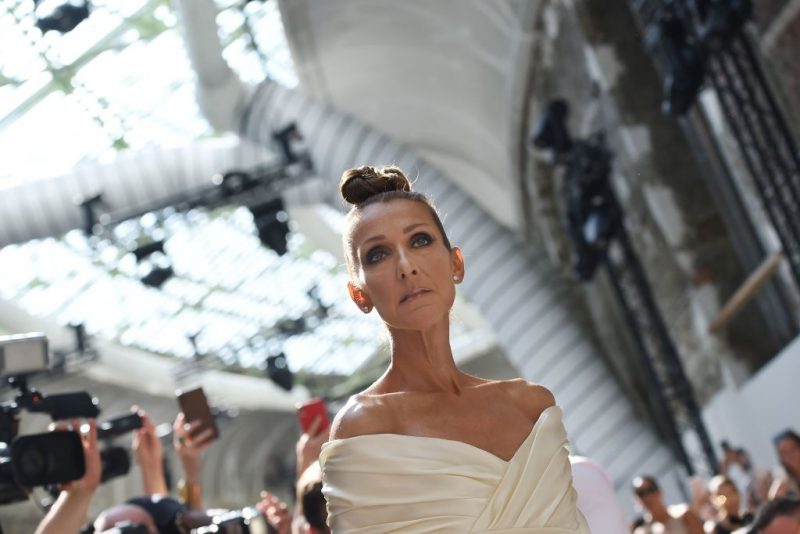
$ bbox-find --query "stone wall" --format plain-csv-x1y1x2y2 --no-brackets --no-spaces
523,0,795,413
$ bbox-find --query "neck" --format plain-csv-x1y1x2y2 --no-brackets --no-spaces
646,503,670,523
383,316,463,394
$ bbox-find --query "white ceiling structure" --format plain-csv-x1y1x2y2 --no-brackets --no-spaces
0,0,686,503
278,0,542,230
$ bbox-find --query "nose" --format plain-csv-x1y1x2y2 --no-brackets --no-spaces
397,249,418,279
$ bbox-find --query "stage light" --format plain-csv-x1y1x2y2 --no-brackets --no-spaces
249,198,290,255
34,0,90,34
272,123,302,164
699,0,752,51
140,266,173,289
131,239,174,289
131,240,165,262
531,100,573,154
266,353,293,391
645,11,706,115
78,194,104,237
213,171,255,198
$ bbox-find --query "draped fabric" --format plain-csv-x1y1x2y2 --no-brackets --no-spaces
319,406,590,533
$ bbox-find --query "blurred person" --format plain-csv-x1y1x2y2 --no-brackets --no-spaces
707,475,754,534
94,494,211,533
257,490,292,534
770,430,800,499
320,165,589,532
296,416,328,481
690,475,717,523
632,475,704,534
570,456,629,533
294,461,329,534
750,469,776,511
285,416,330,534
750,496,800,534
35,419,100,534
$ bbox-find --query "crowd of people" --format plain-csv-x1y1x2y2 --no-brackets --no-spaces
24,164,800,533
28,404,799,534
629,430,800,534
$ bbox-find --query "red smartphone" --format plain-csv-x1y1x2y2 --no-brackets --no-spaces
297,398,329,436
176,387,219,441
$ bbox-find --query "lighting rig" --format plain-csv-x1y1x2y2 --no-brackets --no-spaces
533,99,718,476
640,0,800,293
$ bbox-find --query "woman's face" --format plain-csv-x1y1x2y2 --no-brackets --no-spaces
347,199,463,331
713,482,740,515
778,436,800,473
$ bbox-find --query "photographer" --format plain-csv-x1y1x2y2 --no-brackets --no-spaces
34,419,100,534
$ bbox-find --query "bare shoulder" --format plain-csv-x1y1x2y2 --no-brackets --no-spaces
327,393,393,441
499,378,556,421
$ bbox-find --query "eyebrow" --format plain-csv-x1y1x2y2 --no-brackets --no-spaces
360,223,429,247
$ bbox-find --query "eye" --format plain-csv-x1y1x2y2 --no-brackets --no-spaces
411,232,433,247
365,247,388,265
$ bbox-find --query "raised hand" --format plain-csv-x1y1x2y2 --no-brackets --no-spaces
131,406,168,495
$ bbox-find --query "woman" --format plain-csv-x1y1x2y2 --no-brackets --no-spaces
706,476,753,534
770,429,800,499
319,165,590,533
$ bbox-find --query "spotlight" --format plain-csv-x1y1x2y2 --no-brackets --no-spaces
266,353,293,391
249,198,290,255
34,0,90,34
531,100,573,154
78,194,104,237
645,11,706,115
272,123,311,169
131,240,174,289
140,266,174,289
131,240,165,262
698,0,752,51
214,171,255,198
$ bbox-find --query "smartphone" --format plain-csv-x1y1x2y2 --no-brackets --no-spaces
297,398,329,436
97,412,143,440
176,387,219,441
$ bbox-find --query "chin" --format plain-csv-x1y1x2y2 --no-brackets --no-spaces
383,307,449,331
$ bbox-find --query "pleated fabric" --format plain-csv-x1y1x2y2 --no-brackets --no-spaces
319,406,590,533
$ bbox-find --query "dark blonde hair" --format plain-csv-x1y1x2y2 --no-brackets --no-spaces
340,165,451,275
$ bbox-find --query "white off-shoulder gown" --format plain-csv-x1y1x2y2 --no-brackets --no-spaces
319,405,590,533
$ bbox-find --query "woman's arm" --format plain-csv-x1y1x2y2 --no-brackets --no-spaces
132,408,169,496
682,508,705,534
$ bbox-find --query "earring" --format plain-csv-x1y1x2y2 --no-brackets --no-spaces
452,275,460,282
362,305,370,313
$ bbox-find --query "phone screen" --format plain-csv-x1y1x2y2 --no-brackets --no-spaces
176,387,219,441
297,398,330,436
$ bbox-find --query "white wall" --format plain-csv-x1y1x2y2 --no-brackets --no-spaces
703,334,800,470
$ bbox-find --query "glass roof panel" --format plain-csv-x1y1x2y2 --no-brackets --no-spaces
0,0,489,386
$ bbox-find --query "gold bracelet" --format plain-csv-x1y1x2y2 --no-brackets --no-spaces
177,479,202,508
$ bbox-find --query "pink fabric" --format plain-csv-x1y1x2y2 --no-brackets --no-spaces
570,456,630,534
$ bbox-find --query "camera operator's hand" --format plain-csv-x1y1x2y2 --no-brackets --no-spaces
295,416,328,480
256,490,292,534
62,418,101,494
35,419,100,534
173,411,214,510
131,406,168,496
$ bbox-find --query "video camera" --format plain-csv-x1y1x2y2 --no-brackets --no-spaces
193,507,275,534
0,333,142,504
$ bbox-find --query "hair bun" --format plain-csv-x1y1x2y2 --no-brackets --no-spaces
339,165,411,206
